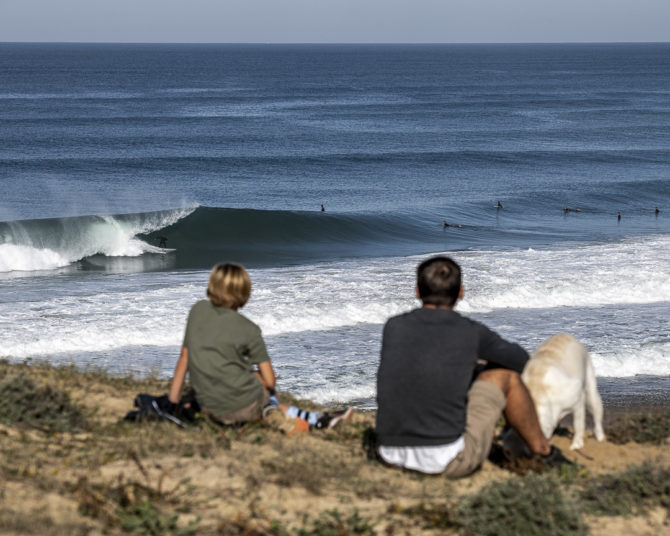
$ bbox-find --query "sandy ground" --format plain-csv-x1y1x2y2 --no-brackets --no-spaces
0,362,669,535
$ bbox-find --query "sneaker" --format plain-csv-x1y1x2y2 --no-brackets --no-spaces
262,404,281,420
540,445,575,469
314,407,354,430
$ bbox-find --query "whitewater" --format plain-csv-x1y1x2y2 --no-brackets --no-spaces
2,220,669,406
0,208,195,272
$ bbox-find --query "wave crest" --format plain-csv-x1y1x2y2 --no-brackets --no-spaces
0,207,195,273
1,206,456,273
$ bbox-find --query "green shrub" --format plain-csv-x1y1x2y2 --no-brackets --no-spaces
580,463,670,516
398,502,457,530
0,373,88,432
297,509,376,536
456,472,587,536
606,414,670,445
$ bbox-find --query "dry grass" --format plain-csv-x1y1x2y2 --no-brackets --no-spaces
580,463,670,516
606,413,670,445
0,359,669,535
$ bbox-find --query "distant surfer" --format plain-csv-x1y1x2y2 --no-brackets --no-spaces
442,220,450,228
655,207,660,216
563,206,569,214
497,201,503,209
321,204,325,212
617,212,621,222
158,235,168,248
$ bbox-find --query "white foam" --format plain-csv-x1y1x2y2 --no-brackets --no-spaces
0,207,195,273
592,342,670,377
1,279,199,358
0,244,70,272
296,384,377,407
457,237,670,312
2,235,670,386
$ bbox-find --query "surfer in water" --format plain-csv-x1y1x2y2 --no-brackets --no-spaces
656,207,660,216
321,204,325,212
497,201,503,209
617,212,621,222
442,220,450,228
158,236,168,248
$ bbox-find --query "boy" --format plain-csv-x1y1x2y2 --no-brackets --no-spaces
375,256,566,477
168,263,351,430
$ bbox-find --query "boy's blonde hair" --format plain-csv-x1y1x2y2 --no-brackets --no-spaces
207,263,251,309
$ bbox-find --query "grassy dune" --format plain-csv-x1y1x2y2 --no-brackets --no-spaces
0,359,669,536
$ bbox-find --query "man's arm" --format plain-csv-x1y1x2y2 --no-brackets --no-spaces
476,322,529,372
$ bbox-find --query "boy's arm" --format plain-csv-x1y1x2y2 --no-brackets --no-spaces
254,360,276,390
168,347,189,404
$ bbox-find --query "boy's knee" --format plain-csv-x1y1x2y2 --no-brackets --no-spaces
477,368,520,394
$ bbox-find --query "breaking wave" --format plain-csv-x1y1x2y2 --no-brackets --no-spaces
0,206,460,273
0,208,195,272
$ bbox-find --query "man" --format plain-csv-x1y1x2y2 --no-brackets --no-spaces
375,256,566,477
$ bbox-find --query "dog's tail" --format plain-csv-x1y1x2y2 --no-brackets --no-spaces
585,354,605,442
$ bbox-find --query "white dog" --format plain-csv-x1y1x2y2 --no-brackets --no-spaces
521,334,605,450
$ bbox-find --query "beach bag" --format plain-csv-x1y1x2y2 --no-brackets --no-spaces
124,391,200,427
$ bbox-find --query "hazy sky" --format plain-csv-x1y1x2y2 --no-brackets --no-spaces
2,0,669,43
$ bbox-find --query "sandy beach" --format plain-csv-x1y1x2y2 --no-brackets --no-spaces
1,359,668,535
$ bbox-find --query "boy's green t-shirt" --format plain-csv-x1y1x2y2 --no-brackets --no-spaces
183,300,270,418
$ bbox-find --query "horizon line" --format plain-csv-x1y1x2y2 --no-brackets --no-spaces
2,40,669,46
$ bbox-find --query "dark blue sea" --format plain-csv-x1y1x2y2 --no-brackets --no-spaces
1,43,669,407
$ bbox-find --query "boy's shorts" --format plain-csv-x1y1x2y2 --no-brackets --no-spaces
216,388,270,425
442,380,506,478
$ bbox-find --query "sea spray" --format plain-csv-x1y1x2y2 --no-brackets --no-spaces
0,207,195,272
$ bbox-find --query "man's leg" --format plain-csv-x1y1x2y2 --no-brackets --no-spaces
478,368,550,456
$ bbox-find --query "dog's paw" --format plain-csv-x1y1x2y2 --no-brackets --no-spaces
569,438,584,450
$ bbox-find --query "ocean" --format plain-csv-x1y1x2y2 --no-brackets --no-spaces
1,43,669,409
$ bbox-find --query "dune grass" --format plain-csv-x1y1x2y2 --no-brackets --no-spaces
1,359,669,535
0,370,89,433
580,463,670,517
605,413,670,445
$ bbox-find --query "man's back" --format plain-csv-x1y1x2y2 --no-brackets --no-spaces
376,308,528,447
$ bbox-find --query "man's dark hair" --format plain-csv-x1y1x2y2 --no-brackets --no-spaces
417,256,462,306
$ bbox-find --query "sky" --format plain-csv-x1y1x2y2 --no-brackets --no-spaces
1,0,670,43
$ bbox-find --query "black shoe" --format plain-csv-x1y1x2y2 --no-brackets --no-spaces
540,446,575,469
314,407,353,429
